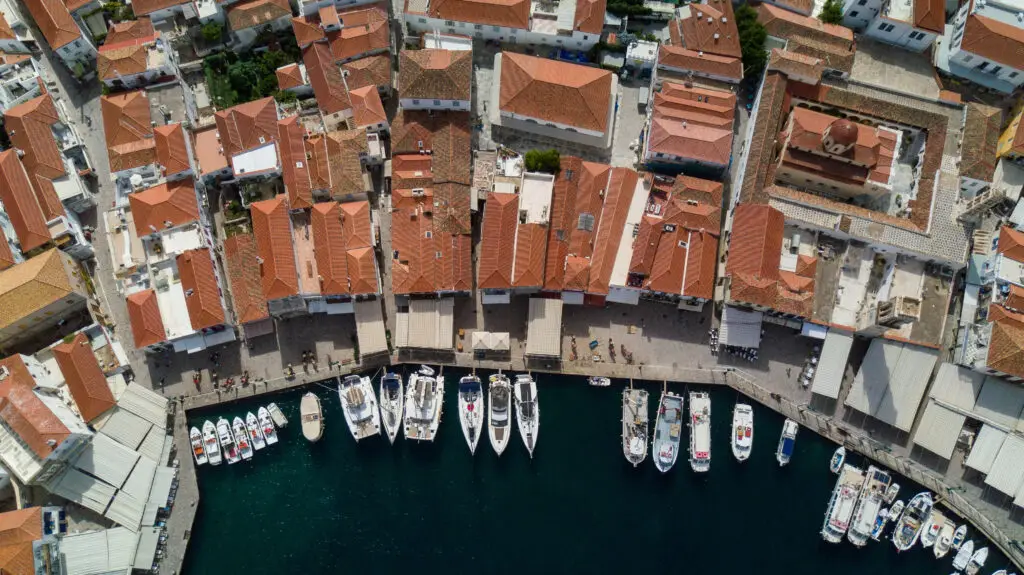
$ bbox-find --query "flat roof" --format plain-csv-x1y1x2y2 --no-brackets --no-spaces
231,142,278,177
844,338,938,431
911,400,966,460
810,328,852,399
519,172,554,224
525,297,563,357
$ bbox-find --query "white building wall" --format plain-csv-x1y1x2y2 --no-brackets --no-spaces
399,98,470,111
864,18,936,52
0,38,28,54
655,63,740,85
407,15,599,50
949,48,1024,88
55,37,97,70
607,285,641,305
842,0,881,29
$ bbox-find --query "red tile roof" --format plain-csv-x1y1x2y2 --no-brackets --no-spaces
52,333,115,422
422,0,530,29
126,289,166,348
543,157,608,291
327,6,389,61
97,43,148,82
500,52,613,134
303,42,351,116
0,507,42,575
127,177,198,238
5,94,66,182
214,97,279,160
309,200,376,295
648,117,733,166
513,222,547,288
961,13,1024,77
341,54,392,91
104,17,156,45
130,0,190,16
223,234,269,324
390,188,472,294
657,45,743,81
573,0,606,34
0,355,70,459
278,117,313,209
985,304,1024,379
291,15,325,47
678,0,741,58
177,247,225,330
478,191,518,289
999,225,1024,262
726,203,784,281
588,167,639,295
0,150,50,252
399,49,473,102
101,91,157,173
226,0,291,31
275,63,306,90
154,123,191,177
913,0,944,33
349,85,387,128
21,0,80,49
251,195,299,300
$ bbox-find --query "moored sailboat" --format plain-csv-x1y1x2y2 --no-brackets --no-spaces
622,388,649,466
190,427,207,466
458,375,484,455
338,374,381,441
300,392,324,442
379,372,404,444
514,374,539,457
688,391,710,472
488,373,512,456
245,412,266,451
892,492,934,551
203,420,222,466
258,407,278,446
731,403,753,462
404,366,444,442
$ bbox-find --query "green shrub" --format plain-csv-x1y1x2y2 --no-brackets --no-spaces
525,149,561,173
736,3,768,78
819,0,844,24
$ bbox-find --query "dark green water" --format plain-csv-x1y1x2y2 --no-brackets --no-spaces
184,369,1008,574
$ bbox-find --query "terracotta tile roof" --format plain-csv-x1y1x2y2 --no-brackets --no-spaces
214,97,279,159
478,192,518,289
101,91,157,173
291,15,325,47
0,13,13,41
251,195,299,300
0,150,50,252
424,0,530,29
0,249,76,333
311,201,350,295
128,178,197,238
913,0,944,33
154,123,191,177
0,507,42,575
787,106,885,166
126,289,166,348
1006,284,1024,312
30,175,63,224
391,153,433,186
97,44,148,82
303,42,351,116
564,255,591,291
21,0,80,49
500,52,613,133
960,102,1001,183
758,3,853,42
657,45,743,81
433,183,472,234
177,247,224,330
5,94,66,182
340,199,374,249
683,229,717,299
648,117,733,165
961,13,1024,69
0,224,14,271
629,215,660,277
305,135,331,191
986,304,1024,378
726,203,784,281
276,63,306,90
390,188,472,294
390,110,472,184
327,6,389,61
999,225,1024,261
349,85,387,128
767,48,824,82
766,0,813,15
513,222,548,288
319,4,341,27
786,36,855,75
227,0,291,31
104,17,155,45
588,167,639,295
679,0,741,58
278,116,313,209
130,0,190,16
347,246,378,294
326,129,368,196
341,53,391,91
0,356,70,459
223,234,268,324
574,0,605,34
399,49,472,102
544,157,599,291
643,223,684,293
52,333,115,422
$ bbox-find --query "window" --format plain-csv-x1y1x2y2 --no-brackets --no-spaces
433,100,441,105
419,17,426,23
445,19,454,25
510,28,517,34
493,26,500,31
877,22,887,30
474,24,482,29
962,54,973,63
458,21,465,27
977,61,989,70
850,10,858,16
857,0,866,5
577,213,595,231
1010,71,1019,79
412,99,420,105
555,230,566,241
992,65,1003,75
583,35,588,40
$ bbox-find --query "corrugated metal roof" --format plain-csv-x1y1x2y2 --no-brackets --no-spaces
121,455,156,499
985,433,1024,496
96,407,152,451
47,468,116,516
133,526,160,571
966,424,1007,474
912,400,966,459
973,376,1024,429
845,339,937,431
105,490,145,530
148,466,175,511
74,433,140,489
137,427,166,464
61,527,139,575
930,362,984,412
719,306,763,349
117,383,169,429
395,311,409,348
354,299,388,356
810,328,852,399
405,298,455,350
526,298,563,357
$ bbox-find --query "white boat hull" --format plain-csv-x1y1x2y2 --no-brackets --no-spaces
403,373,444,442
514,376,539,458
338,376,381,441
458,388,484,455
258,407,279,446
379,375,404,444
488,376,512,457
203,421,222,466
300,393,324,442
233,418,253,460
246,412,266,451
217,419,240,464
190,427,208,466
730,403,753,462
689,392,710,472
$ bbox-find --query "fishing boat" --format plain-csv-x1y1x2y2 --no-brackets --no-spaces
337,374,381,441
888,500,905,521
965,546,988,575
245,412,266,450
268,402,289,428
203,420,222,466
300,392,324,442
689,391,711,472
731,403,753,462
821,464,865,543
885,483,900,504
652,391,684,473
588,376,611,387
777,419,799,466
952,525,967,550
190,427,207,466
258,407,278,446
458,375,485,455
217,418,239,464
892,492,934,551
379,372,404,444
488,373,512,456
991,571,1008,575
622,388,649,466
953,540,975,571
921,510,944,549
830,446,846,474
848,465,891,547
232,417,253,460
514,374,539,458
870,507,890,541
404,366,444,442
935,522,956,559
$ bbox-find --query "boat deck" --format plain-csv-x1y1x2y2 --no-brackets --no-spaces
850,466,891,541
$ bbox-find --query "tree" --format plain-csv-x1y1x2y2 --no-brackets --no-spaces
819,0,844,24
201,22,224,43
525,149,561,173
736,3,768,78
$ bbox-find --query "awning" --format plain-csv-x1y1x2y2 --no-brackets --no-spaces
912,400,966,460
930,362,984,412
525,298,563,358
400,298,455,350
133,526,161,571
960,283,979,326
61,527,139,575
719,306,763,349
985,433,1024,496
800,322,828,340
354,299,389,356
472,331,511,351
966,424,1007,474
973,376,1024,429
202,328,237,348
844,339,938,431
810,329,853,399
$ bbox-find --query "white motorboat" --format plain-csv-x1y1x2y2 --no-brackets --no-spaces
885,483,900,504
404,367,444,442
892,492,934,551
777,419,799,466
245,412,266,450
338,374,381,441
300,392,324,442
830,446,845,474
514,374,539,458
848,465,891,547
935,521,956,559
953,540,975,572
379,372,404,444
268,402,288,428
622,388,649,466
951,525,967,550
731,403,753,462
217,418,239,464
689,391,711,472
991,571,1009,575
190,427,208,466
588,376,611,387
203,420,222,466
888,500,905,521
488,374,513,456
965,547,988,575
258,407,278,446
232,417,253,460
821,464,865,543
458,375,485,455
870,507,890,541
652,391,684,473
921,510,944,549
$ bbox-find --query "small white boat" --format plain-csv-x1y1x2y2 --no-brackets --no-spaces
418,364,435,377
488,373,513,456
514,374,539,458
951,525,967,550
885,482,900,504
245,412,266,451
190,427,208,466
777,419,798,466
731,403,753,462
268,402,288,428
652,391,684,473
830,446,845,473
258,407,278,446
232,417,253,460
870,507,890,541
458,375,485,455
888,500,905,521
921,511,943,549
379,373,404,444
203,420,222,465
300,392,324,442
689,391,711,472
622,388,649,466
991,570,1008,575
217,418,239,464
892,492,933,551
965,547,988,575
337,374,381,441
953,540,975,571
404,368,444,442
935,521,956,559
588,376,611,387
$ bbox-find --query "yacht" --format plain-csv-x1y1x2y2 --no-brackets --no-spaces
888,500,905,521
935,521,956,559
885,483,900,504
652,392,684,472
404,367,444,442
731,403,753,462
300,392,324,442
921,510,945,549
338,374,381,441
622,388,649,466
830,446,845,473
379,372,404,444
268,403,288,428
848,465,891,547
514,374,539,458
951,525,967,550
488,374,513,456
821,464,865,543
688,391,711,472
965,547,988,575
588,376,611,387
776,419,799,466
953,540,975,572
217,418,239,464
232,417,253,460
258,407,278,446
458,375,485,455
892,492,934,552
245,412,266,450
202,420,222,465
190,427,207,466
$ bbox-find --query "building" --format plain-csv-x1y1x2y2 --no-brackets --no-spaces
491,52,616,150
250,195,303,316
643,81,736,175
0,507,62,575
0,249,88,352
51,333,117,423
655,0,744,86
0,2,39,54
936,0,1024,93
398,49,472,111
227,0,294,49
214,97,282,180
290,5,390,63
758,3,857,78
275,63,312,96
958,103,1002,198
303,41,353,130
97,28,178,90
342,53,392,94
129,0,197,22
842,0,944,52
100,90,158,185
0,56,44,115
349,85,388,132
999,99,1024,162
21,0,95,75
223,234,272,338
297,0,378,15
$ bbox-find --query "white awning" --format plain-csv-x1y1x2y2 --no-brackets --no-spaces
137,427,167,464
810,329,853,399
117,383,169,429
472,331,511,351
966,424,1007,474
525,298,563,358
912,400,966,460
73,434,140,489
960,283,980,327
719,306,763,349
133,526,161,571
202,328,237,348
973,376,1024,429
105,491,145,531
400,298,455,350
845,339,938,431
985,433,1024,496
354,299,389,356
800,322,828,340
46,468,116,517
121,456,157,500
61,527,139,575
96,407,152,451
930,362,984,412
